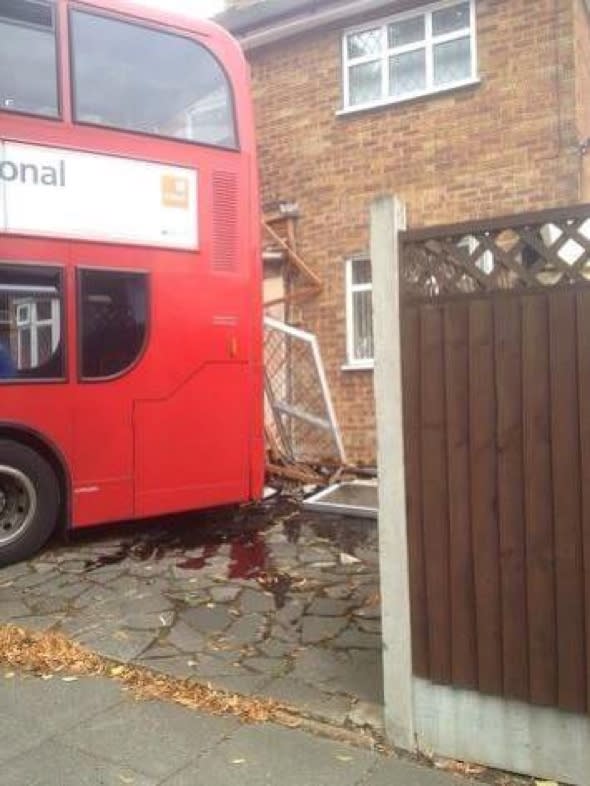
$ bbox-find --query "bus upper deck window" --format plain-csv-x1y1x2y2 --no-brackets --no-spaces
0,0,59,118
70,10,238,149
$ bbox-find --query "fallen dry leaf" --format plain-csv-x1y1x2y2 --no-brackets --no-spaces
434,757,486,777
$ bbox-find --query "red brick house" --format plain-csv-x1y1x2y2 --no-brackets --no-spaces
217,0,590,465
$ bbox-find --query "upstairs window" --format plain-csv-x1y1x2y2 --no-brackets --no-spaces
70,10,238,149
0,0,59,118
343,0,476,111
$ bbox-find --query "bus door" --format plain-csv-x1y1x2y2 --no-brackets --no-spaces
71,250,148,527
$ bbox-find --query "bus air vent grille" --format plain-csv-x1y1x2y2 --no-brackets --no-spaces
212,172,238,273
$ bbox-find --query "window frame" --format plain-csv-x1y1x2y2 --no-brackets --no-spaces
14,295,60,369
76,266,150,384
0,261,67,385
68,5,241,152
0,0,62,122
344,257,375,371
340,0,478,114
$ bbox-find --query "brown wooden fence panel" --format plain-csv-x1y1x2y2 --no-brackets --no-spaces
576,288,590,712
522,295,557,707
420,305,451,685
549,291,586,713
444,303,477,689
494,297,528,703
400,204,590,713
402,305,429,679
468,300,503,696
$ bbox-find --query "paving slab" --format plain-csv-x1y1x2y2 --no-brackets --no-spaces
0,711,53,765
0,739,158,786
161,723,376,786
206,672,271,696
76,627,157,663
264,675,353,725
61,697,238,779
0,674,123,730
0,598,30,620
182,604,233,634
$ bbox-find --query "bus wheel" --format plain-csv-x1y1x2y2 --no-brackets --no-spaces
0,440,60,567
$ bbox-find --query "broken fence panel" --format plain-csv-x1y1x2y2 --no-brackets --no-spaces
264,316,346,465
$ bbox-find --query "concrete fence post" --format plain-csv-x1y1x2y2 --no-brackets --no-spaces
370,195,415,750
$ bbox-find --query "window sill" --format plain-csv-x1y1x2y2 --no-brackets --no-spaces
342,361,374,372
336,77,481,118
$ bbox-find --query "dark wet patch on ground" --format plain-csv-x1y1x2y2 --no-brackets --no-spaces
0,497,383,731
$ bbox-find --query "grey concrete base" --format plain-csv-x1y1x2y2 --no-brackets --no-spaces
414,677,590,786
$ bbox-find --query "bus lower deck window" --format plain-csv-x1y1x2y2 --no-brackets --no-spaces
79,269,148,380
0,264,64,381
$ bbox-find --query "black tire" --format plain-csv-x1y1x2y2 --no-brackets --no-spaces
0,440,60,567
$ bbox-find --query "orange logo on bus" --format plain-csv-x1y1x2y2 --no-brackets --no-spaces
161,175,189,208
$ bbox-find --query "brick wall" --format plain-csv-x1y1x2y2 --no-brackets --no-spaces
574,0,590,198
247,0,582,464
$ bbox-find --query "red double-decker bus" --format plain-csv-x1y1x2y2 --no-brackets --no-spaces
0,0,264,565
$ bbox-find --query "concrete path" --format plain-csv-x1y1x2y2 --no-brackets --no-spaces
0,500,383,732
0,672,476,786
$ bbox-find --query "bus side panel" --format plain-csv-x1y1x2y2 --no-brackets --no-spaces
134,362,250,517
249,360,265,500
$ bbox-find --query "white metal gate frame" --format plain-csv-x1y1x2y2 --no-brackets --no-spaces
264,315,346,465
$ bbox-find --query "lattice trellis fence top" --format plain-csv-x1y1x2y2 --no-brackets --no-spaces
401,205,590,301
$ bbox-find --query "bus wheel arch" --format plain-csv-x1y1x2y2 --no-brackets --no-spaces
0,426,69,565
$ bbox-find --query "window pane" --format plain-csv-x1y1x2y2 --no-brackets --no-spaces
347,28,382,58
36,324,54,365
0,0,58,117
80,270,147,379
353,290,374,361
352,259,372,285
434,37,471,85
36,300,51,321
349,61,382,106
388,16,425,48
0,265,63,380
390,49,426,96
71,11,237,148
432,2,471,36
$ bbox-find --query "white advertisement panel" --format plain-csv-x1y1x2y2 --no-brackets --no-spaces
0,142,199,250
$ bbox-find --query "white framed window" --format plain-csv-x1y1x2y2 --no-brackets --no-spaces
345,257,374,369
341,0,478,112
14,295,61,371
